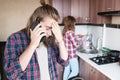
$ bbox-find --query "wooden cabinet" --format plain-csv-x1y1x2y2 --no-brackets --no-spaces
105,0,115,11
52,0,113,24
70,0,81,23
79,58,110,80
52,0,97,24
115,0,120,11
79,58,89,80
96,0,111,24
89,0,97,23
52,0,71,23
97,0,115,12
71,0,96,23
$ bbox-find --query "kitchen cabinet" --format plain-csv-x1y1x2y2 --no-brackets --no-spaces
70,0,81,23
115,0,120,11
96,0,111,24
71,0,97,23
52,0,97,24
97,0,115,12
79,58,110,80
52,0,112,24
52,0,71,23
105,0,115,11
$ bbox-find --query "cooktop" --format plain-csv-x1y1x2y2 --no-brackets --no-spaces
90,50,120,65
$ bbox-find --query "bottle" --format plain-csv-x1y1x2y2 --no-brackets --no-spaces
97,38,102,51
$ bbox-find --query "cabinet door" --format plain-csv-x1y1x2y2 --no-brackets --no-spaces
115,0,120,10
96,0,111,24
79,58,110,80
105,0,115,11
79,59,90,80
79,0,97,23
52,0,71,23
71,0,90,23
62,0,71,18
52,0,62,23
79,0,90,23
89,0,97,23
71,0,81,23
95,68,110,80
97,0,115,12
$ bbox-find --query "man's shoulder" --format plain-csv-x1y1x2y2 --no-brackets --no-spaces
8,30,28,41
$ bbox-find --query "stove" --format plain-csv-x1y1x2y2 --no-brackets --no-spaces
90,50,120,65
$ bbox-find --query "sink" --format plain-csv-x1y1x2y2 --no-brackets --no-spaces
77,45,98,54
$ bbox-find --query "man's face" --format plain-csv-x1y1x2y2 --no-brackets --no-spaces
40,17,56,37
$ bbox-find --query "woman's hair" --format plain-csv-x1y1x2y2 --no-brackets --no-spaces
21,1,60,47
62,16,76,36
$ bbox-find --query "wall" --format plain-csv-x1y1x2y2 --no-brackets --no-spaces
75,25,102,49
0,0,50,41
103,25,120,51
112,16,120,24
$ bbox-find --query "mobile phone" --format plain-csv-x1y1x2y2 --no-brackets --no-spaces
31,18,46,42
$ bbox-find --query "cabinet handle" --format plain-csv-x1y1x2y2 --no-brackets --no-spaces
107,7,112,10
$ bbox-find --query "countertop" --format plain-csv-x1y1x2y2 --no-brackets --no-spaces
77,51,120,80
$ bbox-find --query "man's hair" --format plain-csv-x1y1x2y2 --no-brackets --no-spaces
21,3,60,47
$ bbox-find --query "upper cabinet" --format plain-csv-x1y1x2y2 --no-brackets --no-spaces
96,0,115,12
71,0,96,23
97,0,120,12
104,0,115,11
52,0,71,23
52,0,119,24
52,0,97,24
96,0,112,24
115,0,120,11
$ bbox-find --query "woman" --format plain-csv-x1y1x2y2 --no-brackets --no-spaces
62,16,84,80
4,1,68,80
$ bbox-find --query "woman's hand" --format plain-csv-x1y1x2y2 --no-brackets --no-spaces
51,22,63,43
30,23,46,48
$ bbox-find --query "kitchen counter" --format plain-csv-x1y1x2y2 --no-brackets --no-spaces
77,51,120,80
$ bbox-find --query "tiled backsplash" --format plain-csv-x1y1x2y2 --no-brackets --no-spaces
75,25,103,49
67,24,120,51
75,24,120,51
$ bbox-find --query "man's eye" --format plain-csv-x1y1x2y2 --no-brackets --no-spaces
46,27,52,30
49,27,52,29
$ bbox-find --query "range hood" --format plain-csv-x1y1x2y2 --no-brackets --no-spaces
98,11,120,16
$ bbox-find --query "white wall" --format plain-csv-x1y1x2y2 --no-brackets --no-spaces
75,25,88,35
75,25,103,49
112,16,120,24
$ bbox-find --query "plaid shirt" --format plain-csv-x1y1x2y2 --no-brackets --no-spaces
63,30,81,60
4,30,68,80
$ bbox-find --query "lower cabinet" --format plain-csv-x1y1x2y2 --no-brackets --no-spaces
79,58,110,80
